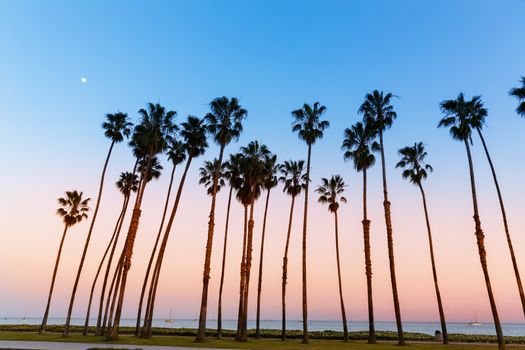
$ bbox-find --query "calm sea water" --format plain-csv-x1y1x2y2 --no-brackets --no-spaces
2,318,525,336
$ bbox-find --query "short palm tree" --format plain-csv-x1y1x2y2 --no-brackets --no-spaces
141,116,208,339
316,175,349,342
63,113,132,336
342,121,378,343
135,138,186,337
40,191,91,334
438,93,505,350
396,142,448,344
255,154,279,339
197,97,247,342
279,159,306,341
359,90,404,345
83,171,138,335
291,102,329,344
509,77,525,117
107,103,176,339
217,153,243,339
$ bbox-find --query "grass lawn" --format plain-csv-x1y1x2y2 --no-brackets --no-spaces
1,332,525,350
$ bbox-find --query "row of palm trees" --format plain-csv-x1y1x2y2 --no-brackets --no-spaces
39,77,525,349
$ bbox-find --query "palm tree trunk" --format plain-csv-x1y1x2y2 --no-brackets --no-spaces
464,140,505,350
217,185,234,339
477,128,525,318
83,195,128,335
64,141,115,337
281,195,296,341
196,145,225,342
362,169,376,344
418,183,448,344
235,205,248,341
241,203,256,342
135,164,177,337
40,225,68,334
301,144,311,344
378,130,404,345
105,254,124,333
334,211,349,341
141,157,193,339
255,189,271,339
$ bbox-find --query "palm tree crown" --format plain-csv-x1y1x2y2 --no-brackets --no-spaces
396,142,433,185
438,93,486,141
116,172,139,197
342,121,378,172
236,141,271,205
316,175,347,213
279,160,306,197
509,77,525,117
167,138,187,167
205,97,247,147
103,112,133,143
56,191,91,227
359,90,397,132
132,103,178,158
199,159,227,195
180,116,208,158
291,102,329,145
138,156,163,183
262,154,279,191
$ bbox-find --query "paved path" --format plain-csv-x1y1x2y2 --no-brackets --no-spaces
0,340,232,350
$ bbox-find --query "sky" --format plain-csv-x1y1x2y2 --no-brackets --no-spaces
0,0,525,325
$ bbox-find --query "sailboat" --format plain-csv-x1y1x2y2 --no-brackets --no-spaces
164,307,175,323
468,310,482,326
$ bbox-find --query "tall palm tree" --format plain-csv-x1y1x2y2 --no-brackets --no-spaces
255,154,278,339
40,191,91,334
217,154,243,339
291,102,329,343
439,93,505,350
316,175,349,342
467,96,525,319
342,121,378,344
359,90,404,345
509,77,525,117
199,159,227,194
141,116,208,339
197,97,247,342
279,160,306,341
107,103,177,339
236,141,271,342
396,142,448,344
63,113,132,336
134,138,186,336
83,172,139,335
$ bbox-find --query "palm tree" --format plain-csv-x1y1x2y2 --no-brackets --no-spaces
83,172,138,335
40,191,91,334
134,138,186,336
199,159,227,195
291,102,329,343
439,93,505,350
316,175,349,342
509,77,525,117
279,160,306,341
342,121,378,343
255,154,278,339
359,90,404,345
141,116,208,339
217,154,243,339
63,113,132,336
95,171,139,336
396,142,448,344
197,97,247,342
107,103,177,339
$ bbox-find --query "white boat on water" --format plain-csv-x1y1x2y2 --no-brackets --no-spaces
468,310,482,326
164,308,175,323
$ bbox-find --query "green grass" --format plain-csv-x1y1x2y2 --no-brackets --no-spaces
1,331,525,350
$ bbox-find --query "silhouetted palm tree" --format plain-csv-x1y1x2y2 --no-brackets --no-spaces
199,158,227,195
135,138,186,336
217,153,243,339
196,97,247,342
439,93,505,350
342,121,378,343
107,103,177,339
40,191,91,334
316,175,349,342
279,159,306,341
396,142,448,344
83,172,138,335
255,154,279,339
63,113,132,336
291,102,329,344
509,77,525,117
141,116,208,339
359,90,404,345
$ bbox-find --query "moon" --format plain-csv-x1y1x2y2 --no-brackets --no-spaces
80,77,87,83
